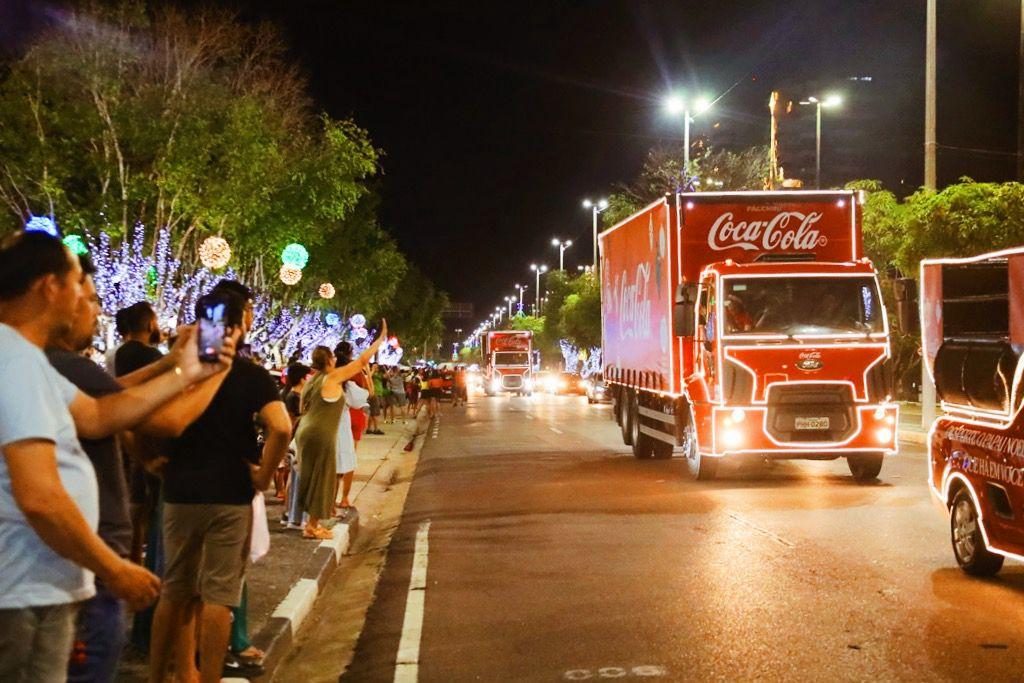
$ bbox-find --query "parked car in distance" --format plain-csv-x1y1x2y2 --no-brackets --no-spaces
553,372,586,396
583,374,611,404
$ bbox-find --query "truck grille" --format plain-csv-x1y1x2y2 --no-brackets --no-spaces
765,384,856,443
502,375,523,389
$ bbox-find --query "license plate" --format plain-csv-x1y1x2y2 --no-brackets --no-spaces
795,417,830,430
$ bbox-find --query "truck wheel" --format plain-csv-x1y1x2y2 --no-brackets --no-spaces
950,489,1004,576
682,423,717,480
847,453,883,482
652,438,673,459
612,393,622,425
630,399,653,459
620,393,633,446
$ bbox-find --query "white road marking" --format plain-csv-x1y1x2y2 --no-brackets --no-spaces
394,520,431,683
727,511,795,548
550,426,563,434
563,666,668,680
525,414,534,420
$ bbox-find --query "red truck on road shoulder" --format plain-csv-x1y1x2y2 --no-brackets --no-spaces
484,330,534,396
922,247,1024,575
599,190,897,481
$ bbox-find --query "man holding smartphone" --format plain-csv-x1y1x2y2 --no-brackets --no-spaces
0,232,236,682
148,280,292,683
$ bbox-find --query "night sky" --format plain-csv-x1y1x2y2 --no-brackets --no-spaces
4,1,1021,325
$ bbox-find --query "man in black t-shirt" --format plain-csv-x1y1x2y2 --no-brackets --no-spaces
148,281,291,683
114,302,163,377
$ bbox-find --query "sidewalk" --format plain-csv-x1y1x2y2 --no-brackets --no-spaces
897,401,931,447
117,410,430,682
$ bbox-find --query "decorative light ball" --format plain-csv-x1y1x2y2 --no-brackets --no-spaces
199,236,231,269
62,234,88,256
25,215,58,237
281,243,309,269
279,264,302,285
319,282,335,299
325,312,341,326
350,313,366,329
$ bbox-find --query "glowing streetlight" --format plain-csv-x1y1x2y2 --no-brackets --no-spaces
663,92,715,172
551,237,573,270
582,198,609,270
504,295,514,318
799,93,843,189
530,263,548,314
514,283,527,315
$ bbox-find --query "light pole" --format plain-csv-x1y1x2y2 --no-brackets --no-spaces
551,238,572,270
582,198,609,270
530,263,548,314
663,93,713,173
514,283,527,315
504,295,514,318
798,94,842,189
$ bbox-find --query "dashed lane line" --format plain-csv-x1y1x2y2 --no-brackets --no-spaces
549,427,563,434
394,520,431,682
726,511,795,548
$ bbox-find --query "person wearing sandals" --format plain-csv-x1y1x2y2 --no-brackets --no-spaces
296,324,386,539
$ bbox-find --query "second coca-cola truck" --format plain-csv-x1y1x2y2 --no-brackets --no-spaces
484,330,534,396
599,190,897,481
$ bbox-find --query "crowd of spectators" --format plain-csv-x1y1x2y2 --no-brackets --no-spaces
0,228,470,682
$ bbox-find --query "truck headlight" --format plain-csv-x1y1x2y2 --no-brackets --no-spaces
723,427,743,448
491,379,501,392
875,427,893,443
525,379,534,391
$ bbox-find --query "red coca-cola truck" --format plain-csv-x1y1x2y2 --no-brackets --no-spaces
921,247,1024,575
484,330,533,396
599,190,897,481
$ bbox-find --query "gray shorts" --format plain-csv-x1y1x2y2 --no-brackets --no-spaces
162,503,251,607
0,603,76,683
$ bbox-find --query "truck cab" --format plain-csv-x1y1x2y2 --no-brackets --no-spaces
685,259,897,476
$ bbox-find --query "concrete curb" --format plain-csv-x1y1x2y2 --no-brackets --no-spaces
251,511,360,681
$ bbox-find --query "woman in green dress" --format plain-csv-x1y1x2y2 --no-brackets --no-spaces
295,322,387,539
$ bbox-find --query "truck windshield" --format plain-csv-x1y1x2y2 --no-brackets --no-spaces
722,276,884,336
494,351,529,365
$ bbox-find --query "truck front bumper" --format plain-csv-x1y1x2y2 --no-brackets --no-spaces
709,403,899,457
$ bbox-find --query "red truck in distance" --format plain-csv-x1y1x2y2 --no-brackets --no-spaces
921,247,1024,575
599,190,897,481
484,330,534,396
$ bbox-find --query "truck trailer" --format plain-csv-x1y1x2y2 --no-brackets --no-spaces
484,330,534,396
599,191,897,481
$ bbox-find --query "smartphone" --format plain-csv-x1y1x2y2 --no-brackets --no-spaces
197,297,227,363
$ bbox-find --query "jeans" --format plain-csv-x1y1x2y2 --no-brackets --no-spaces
66,580,126,683
0,603,77,683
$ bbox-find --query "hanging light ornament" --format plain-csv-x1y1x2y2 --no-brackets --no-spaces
199,236,231,270
281,243,309,269
62,234,89,256
319,282,335,299
279,264,302,285
325,312,341,326
25,214,58,237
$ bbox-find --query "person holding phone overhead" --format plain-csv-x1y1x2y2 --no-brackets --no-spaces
147,280,292,683
296,322,387,540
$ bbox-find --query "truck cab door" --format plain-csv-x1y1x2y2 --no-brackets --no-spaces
697,279,718,390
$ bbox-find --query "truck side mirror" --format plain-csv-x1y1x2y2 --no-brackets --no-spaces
893,277,919,334
673,283,698,336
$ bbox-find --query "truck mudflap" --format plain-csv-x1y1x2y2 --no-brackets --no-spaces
703,402,898,456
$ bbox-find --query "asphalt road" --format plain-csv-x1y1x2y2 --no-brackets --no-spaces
291,392,1024,682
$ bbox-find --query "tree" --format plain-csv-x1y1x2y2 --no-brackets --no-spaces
558,272,601,350
384,265,448,360
602,144,771,227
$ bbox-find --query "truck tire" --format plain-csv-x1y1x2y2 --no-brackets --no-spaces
630,398,654,459
950,489,1004,576
612,390,622,425
620,392,633,446
682,422,717,480
651,438,673,459
847,453,883,482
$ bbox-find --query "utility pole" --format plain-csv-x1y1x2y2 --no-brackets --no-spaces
1018,0,1024,180
922,0,937,428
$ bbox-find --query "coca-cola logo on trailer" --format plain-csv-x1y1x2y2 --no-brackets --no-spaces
707,211,828,252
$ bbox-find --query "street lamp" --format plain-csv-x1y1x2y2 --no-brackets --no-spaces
514,283,527,315
663,92,713,173
504,295,514,318
551,237,573,270
530,263,548,314
582,198,609,270
798,93,842,189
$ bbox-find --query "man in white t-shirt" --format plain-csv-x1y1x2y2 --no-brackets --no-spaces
0,231,235,682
